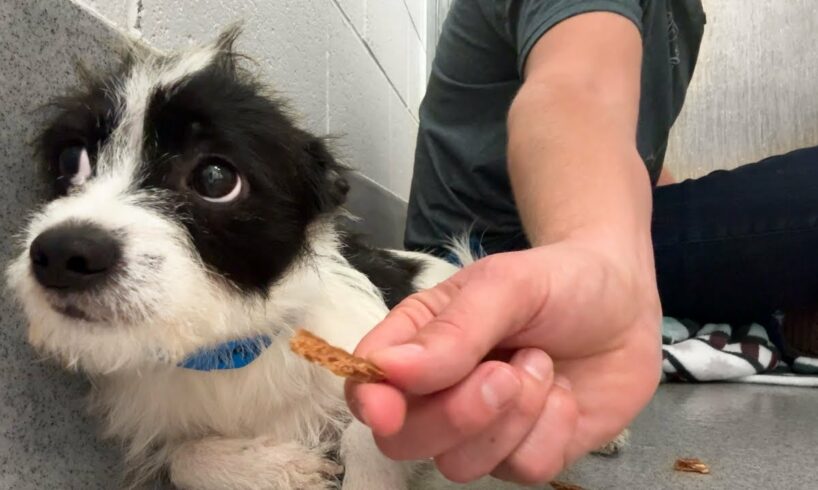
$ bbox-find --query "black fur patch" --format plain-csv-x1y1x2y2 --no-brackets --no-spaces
341,236,424,309
37,62,126,197
38,32,353,294
138,46,347,292
107,33,342,295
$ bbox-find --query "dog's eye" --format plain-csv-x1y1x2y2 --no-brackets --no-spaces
190,157,242,203
58,146,92,186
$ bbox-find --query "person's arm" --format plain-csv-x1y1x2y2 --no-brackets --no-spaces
347,12,662,486
509,12,651,265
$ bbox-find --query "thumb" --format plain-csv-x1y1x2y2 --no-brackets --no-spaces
366,257,550,395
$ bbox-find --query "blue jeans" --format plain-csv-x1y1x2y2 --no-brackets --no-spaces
438,146,818,326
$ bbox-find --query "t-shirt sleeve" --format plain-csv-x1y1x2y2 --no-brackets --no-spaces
483,0,644,76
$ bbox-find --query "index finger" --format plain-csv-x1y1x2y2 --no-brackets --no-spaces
353,277,463,358
364,256,551,395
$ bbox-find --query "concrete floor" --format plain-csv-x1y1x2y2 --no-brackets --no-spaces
560,383,818,489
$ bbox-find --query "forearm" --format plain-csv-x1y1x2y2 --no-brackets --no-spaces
507,84,652,258
506,12,652,267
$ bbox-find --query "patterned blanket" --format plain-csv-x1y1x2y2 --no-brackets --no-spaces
661,316,818,387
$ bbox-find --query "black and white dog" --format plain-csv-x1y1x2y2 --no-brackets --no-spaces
7,27,624,489
5,27,475,489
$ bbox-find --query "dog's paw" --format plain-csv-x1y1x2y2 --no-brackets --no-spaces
339,420,412,490
591,428,630,457
284,449,344,490
169,437,342,490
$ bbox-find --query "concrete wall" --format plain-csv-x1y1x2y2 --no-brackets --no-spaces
0,3,124,487
664,0,818,179
76,0,427,203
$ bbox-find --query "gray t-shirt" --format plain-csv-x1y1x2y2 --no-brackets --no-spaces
405,0,706,254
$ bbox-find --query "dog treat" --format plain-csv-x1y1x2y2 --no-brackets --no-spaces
674,458,711,474
550,481,584,490
290,329,386,383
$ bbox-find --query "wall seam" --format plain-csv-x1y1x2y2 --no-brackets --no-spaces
329,0,414,118
402,0,422,43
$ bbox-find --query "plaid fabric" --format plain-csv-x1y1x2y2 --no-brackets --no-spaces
661,316,818,387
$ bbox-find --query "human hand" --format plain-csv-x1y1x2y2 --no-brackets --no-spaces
345,240,662,484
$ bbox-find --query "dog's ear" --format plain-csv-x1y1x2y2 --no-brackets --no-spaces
211,23,243,73
303,138,350,213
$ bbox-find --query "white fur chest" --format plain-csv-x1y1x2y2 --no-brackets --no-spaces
93,346,345,453
90,245,393,463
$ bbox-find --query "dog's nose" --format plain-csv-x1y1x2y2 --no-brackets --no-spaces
29,223,122,292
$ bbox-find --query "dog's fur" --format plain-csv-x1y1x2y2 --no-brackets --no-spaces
6,28,453,489
6,28,624,490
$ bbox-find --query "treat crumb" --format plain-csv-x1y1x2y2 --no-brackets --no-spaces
550,481,584,490
674,458,710,474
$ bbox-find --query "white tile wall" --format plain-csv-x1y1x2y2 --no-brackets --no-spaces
327,6,392,186
405,0,425,46
335,0,366,34
387,89,419,199
364,0,410,102
406,30,426,119
70,0,429,201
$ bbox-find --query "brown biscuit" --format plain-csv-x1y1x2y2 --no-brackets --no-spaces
550,481,584,490
673,458,710,474
289,329,386,383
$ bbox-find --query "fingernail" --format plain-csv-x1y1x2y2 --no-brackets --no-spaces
371,343,425,364
555,375,572,392
519,350,551,382
481,365,521,410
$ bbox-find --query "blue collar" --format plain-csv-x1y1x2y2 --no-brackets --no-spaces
178,335,273,371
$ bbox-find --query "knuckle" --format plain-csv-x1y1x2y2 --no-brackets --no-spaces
514,388,547,420
431,315,470,339
373,437,410,461
401,281,458,317
439,361,514,438
507,369,548,417
478,253,542,303
442,396,491,438
435,456,480,484
395,294,436,325
480,255,524,283
507,456,561,485
433,316,481,356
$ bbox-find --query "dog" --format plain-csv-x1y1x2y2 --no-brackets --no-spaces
6,27,625,489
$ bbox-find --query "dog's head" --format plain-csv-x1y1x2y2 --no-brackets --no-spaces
6,28,349,373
